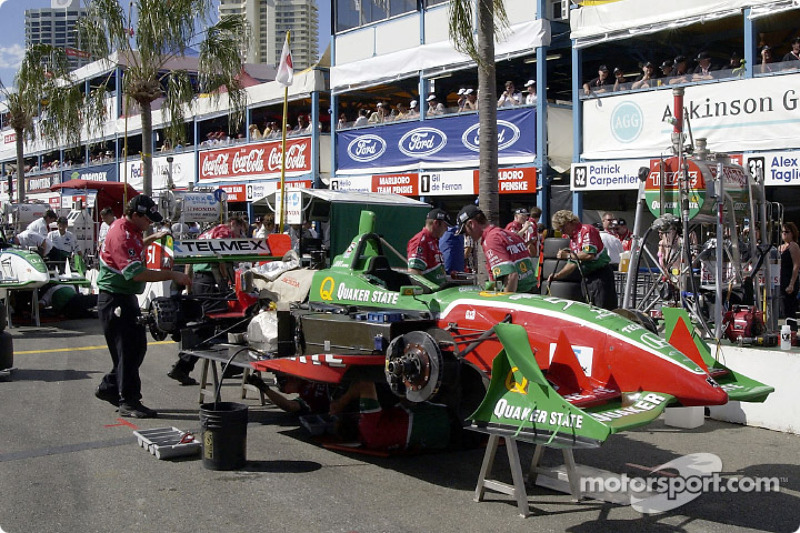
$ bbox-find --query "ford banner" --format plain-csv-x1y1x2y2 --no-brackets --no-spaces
337,108,536,172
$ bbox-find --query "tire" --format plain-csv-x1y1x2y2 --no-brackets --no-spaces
541,280,585,302
540,259,582,283
543,237,570,260
0,331,13,371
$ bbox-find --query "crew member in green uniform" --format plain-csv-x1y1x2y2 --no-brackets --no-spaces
94,195,191,418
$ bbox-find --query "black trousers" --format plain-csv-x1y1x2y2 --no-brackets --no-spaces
584,265,619,310
97,292,148,405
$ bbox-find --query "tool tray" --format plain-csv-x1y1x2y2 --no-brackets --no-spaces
133,427,201,460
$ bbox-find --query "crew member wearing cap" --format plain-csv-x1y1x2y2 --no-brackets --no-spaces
455,205,536,293
407,208,451,286
26,209,58,237
94,194,191,419
692,51,716,81
523,80,536,105
550,210,617,310
582,65,612,95
505,207,539,261
46,216,80,264
615,217,633,251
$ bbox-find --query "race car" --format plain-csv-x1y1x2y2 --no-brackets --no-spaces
150,210,773,448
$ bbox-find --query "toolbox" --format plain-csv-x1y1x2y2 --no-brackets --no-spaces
133,427,201,460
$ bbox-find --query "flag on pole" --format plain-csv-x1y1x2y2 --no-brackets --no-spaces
276,33,294,87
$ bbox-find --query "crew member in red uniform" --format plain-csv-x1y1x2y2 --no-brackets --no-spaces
455,204,536,293
505,206,540,262
549,209,618,310
94,195,192,418
407,208,451,285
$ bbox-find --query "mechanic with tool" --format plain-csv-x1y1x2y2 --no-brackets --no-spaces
549,209,618,310
407,208,451,285
454,204,536,293
246,373,332,415
94,195,191,418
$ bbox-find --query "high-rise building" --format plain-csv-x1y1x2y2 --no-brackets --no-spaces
219,0,319,71
24,0,90,71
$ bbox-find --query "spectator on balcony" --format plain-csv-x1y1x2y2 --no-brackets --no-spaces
612,67,628,91
369,102,388,124
249,123,263,140
632,62,657,90
426,94,445,116
782,37,800,68
395,102,409,120
692,51,717,81
457,88,467,112
407,100,420,118
353,108,369,127
669,55,691,84
497,80,522,107
759,46,774,74
659,59,674,81
337,112,349,129
523,80,536,105
461,89,477,112
292,114,312,135
582,65,612,95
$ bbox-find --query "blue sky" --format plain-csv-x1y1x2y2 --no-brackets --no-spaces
0,0,331,88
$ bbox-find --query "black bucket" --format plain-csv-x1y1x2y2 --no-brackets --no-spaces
199,402,248,470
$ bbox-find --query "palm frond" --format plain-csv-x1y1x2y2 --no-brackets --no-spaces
449,0,509,65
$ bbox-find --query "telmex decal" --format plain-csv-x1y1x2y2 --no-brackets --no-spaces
174,239,270,257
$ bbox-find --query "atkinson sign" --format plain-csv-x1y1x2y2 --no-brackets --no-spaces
199,138,311,181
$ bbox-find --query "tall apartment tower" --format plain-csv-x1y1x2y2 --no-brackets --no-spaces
24,0,90,71
219,0,319,70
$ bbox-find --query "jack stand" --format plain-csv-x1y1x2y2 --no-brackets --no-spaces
473,434,530,518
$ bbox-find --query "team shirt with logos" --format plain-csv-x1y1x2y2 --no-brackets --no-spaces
47,229,80,255
481,225,536,292
96,218,147,295
568,223,611,274
505,220,539,255
407,228,447,285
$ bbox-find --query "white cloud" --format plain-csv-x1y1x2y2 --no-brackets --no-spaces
0,43,23,70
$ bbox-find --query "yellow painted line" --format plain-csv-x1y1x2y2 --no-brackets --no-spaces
15,340,175,355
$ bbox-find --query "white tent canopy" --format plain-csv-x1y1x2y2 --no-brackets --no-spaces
569,0,789,48
331,19,551,94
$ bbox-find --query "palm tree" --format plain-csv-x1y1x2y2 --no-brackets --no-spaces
448,0,508,226
77,0,248,197
0,44,84,204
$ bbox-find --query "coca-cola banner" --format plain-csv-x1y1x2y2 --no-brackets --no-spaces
337,108,536,173
199,138,312,181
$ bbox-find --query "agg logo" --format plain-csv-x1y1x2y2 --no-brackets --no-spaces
610,101,643,143
398,128,447,157
461,121,521,152
347,135,386,162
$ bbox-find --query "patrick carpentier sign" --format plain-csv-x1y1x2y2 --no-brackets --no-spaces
571,158,651,191
582,73,800,159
